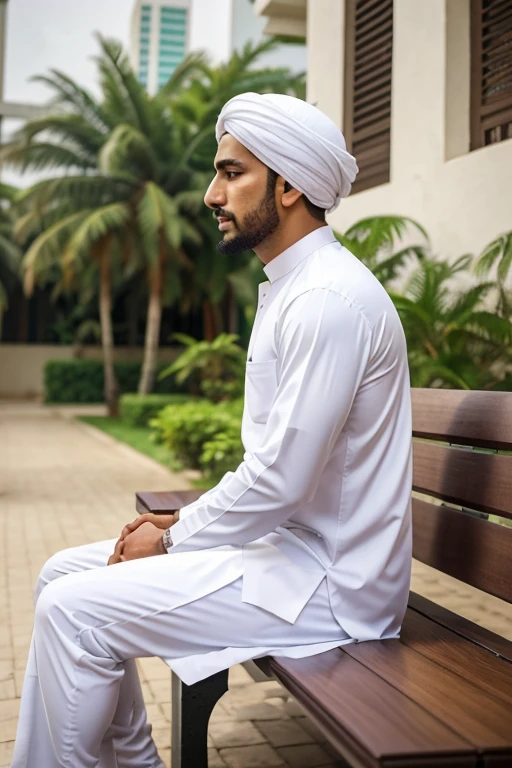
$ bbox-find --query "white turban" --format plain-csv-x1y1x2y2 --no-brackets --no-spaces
215,92,358,213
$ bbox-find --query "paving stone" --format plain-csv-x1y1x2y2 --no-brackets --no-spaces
147,678,171,704
229,664,254,686
234,702,286,721
255,719,315,748
220,743,285,767
209,719,266,748
208,747,229,767
294,716,327,744
277,743,335,767
282,697,306,717
152,725,171,750
0,740,15,767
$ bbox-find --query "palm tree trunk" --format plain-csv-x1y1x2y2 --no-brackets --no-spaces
98,245,119,417
227,285,238,335
139,255,164,394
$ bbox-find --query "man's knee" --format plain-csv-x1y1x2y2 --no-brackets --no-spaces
35,548,76,603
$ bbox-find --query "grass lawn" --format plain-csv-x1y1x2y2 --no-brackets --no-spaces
79,416,217,490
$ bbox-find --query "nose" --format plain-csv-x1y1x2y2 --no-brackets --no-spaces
204,175,226,210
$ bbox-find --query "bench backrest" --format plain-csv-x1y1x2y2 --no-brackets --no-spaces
411,388,512,605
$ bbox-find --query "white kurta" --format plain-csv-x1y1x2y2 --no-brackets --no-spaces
12,225,412,767
170,224,413,655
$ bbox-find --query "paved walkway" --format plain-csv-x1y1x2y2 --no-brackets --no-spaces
0,403,511,768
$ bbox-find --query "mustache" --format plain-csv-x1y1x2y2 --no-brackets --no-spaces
213,209,234,221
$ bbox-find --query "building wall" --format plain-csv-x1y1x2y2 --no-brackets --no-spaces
304,0,512,260
0,345,180,399
130,0,190,94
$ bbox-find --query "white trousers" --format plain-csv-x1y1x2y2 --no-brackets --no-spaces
11,538,344,768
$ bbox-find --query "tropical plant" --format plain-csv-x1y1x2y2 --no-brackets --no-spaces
335,215,428,288
2,35,304,401
390,254,512,389
475,230,512,284
159,332,246,401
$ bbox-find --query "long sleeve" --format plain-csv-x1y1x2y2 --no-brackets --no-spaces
169,288,372,553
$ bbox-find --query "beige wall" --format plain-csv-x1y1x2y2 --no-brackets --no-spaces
304,0,512,260
0,345,179,399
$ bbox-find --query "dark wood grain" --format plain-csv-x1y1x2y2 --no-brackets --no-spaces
411,388,512,449
400,609,512,709
412,442,512,518
412,498,512,602
135,489,203,515
343,639,512,749
267,649,475,768
408,593,512,663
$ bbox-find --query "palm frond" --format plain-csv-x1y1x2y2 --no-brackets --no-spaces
99,123,158,179
475,231,512,282
22,210,91,295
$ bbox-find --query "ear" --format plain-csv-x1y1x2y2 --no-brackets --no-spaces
279,179,302,209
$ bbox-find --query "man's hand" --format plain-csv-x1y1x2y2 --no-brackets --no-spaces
119,512,179,542
108,521,167,565
107,512,180,565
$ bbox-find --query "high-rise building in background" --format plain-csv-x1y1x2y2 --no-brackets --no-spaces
130,0,190,94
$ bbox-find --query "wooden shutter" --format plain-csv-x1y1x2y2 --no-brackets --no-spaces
471,0,512,149
344,0,393,194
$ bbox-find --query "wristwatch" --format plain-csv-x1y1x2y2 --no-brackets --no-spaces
162,527,173,552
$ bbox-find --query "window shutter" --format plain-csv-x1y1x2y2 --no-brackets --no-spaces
344,0,393,194
471,0,512,149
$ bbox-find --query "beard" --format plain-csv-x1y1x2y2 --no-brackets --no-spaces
216,182,280,256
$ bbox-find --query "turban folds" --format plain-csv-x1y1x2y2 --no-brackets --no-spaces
215,92,359,213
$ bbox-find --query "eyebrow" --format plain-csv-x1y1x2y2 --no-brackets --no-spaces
215,158,246,171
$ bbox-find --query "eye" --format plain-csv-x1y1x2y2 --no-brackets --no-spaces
226,171,241,180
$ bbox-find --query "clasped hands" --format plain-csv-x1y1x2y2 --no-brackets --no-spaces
107,512,180,566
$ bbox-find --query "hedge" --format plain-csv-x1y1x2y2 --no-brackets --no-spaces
119,393,192,427
44,360,186,404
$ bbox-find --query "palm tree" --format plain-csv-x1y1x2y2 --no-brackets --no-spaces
2,36,304,398
0,183,22,338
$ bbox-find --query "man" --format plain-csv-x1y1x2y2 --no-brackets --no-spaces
11,93,412,768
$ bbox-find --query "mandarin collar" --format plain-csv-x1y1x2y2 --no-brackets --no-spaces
263,226,337,284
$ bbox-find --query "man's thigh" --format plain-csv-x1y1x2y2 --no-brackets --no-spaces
36,547,340,667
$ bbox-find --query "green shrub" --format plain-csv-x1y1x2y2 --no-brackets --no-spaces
119,393,192,427
150,398,244,475
44,359,186,404
159,333,246,403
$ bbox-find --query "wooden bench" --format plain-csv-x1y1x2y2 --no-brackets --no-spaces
136,388,512,767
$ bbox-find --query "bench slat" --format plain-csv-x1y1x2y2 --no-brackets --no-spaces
343,635,512,751
135,490,203,515
267,649,475,768
412,389,512,450
400,610,512,709
408,593,512,663
413,442,512,519
412,498,512,602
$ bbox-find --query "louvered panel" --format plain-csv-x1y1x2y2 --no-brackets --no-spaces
471,0,512,149
344,0,393,194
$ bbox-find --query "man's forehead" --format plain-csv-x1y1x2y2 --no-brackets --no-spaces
214,133,261,168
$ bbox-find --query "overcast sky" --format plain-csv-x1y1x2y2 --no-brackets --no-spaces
4,0,231,105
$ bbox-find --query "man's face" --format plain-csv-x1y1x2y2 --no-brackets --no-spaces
204,133,280,255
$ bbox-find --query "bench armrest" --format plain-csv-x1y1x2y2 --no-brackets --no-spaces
135,489,203,515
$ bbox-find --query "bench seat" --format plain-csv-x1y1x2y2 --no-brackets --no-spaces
265,596,512,768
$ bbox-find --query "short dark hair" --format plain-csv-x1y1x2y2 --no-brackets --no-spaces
267,168,326,222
